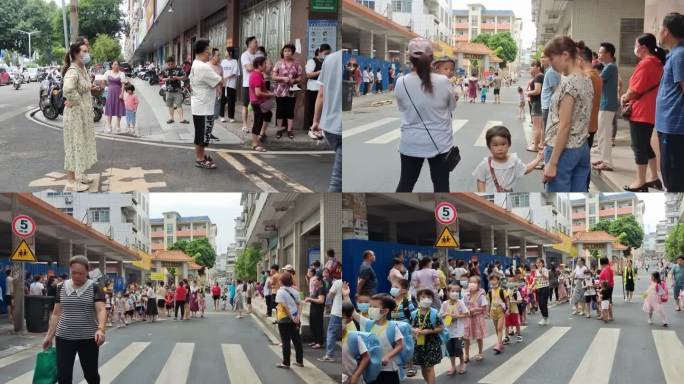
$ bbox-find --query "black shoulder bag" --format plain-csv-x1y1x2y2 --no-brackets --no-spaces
402,78,460,171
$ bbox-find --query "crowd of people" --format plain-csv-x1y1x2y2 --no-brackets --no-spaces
388,12,683,193
341,251,684,384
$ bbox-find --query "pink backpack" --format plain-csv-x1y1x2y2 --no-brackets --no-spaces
657,281,668,303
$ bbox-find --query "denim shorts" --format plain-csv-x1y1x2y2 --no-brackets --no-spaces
126,110,136,126
544,142,590,192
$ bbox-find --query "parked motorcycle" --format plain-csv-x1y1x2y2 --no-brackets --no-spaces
148,69,160,85
40,74,104,122
92,93,104,122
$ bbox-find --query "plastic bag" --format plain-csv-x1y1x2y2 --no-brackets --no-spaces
33,347,58,384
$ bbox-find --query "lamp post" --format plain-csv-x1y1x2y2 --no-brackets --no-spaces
12,29,39,61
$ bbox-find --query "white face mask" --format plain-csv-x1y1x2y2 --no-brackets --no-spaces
449,292,459,300
419,298,432,308
367,307,383,321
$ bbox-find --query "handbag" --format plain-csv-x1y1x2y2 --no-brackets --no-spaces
488,157,512,192
620,81,659,119
401,79,460,172
33,347,58,384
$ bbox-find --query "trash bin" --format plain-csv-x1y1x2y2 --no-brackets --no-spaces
25,296,54,333
342,80,355,112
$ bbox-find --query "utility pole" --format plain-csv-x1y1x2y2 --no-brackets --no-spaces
11,29,39,61
69,0,79,43
10,195,24,332
61,0,69,49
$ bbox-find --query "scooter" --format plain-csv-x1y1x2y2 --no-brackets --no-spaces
39,74,63,120
12,73,22,90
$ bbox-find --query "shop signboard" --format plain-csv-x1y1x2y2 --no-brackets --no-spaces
311,0,337,13
307,20,337,59
145,0,155,31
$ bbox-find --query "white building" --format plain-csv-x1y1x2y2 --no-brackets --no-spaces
226,243,239,278
483,193,572,236
570,193,645,234
34,192,151,253
655,220,669,259
664,193,684,230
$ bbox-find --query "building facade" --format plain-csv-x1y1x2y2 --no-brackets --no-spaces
452,3,518,43
150,212,217,252
570,193,645,233
484,193,572,236
664,193,684,229
34,192,151,253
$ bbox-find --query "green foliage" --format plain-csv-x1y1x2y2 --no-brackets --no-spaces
167,267,177,277
665,224,684,262
590,215,644,250
532,45,543,61
471,32,518,64
590,249,600,259
91,33,121,64
169,238,216,269
235,246,263,282
77,0,125,39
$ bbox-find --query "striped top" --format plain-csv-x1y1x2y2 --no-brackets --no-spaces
55,280,105,340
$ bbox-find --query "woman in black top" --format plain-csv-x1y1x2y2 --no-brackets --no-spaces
42,256,107,384
304,274,326,349
623,259,637,302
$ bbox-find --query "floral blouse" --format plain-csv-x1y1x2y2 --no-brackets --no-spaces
544,72,594,149
272,59,302,97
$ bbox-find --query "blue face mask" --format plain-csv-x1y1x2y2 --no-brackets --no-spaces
81,53,91,65
389,287,401,297
357,302,370,313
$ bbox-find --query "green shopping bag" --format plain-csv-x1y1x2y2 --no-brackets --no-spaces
33,347,58,384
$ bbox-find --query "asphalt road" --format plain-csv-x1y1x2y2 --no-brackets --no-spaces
401,270,683,384
0,301,338,383
0,82,333,192
342,77,610,192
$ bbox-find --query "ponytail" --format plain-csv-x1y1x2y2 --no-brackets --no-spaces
62,40,88,77
409,54,433,94
636,33,667,65
652,46,667,65
61,52,71,77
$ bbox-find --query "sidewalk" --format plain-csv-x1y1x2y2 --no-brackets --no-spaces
32,78,329,150
590,119,644,192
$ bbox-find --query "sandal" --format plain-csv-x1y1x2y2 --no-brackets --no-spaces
180,120,190,124
258,134,267,143
474,354,484,361
275,129,286,139
592,160,603,166
447,368,456,376
287,131,295,140
294,362,304,367
593,163,614,171
252,146,267,152
526,145,538,152
276,364,290,369
166,119,174,124
194,159,217,169
458,362,466,374
406,368,417,377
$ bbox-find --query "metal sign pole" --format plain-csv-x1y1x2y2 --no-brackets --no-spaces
10,195,24,332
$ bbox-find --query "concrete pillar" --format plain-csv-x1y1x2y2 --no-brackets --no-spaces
520,239,527,260
118,261,126,285
294,222,305,288
606,243,613,261
480,226,494,254
342,193,368,240
577,243,585,265
99,255,106,277
225,0,240,49
495,230,509,257
537,244,545,262
359,30,374,58
155,260,162,272
484,55,490,74
457,52,464,71
376,33,388,61
58,240,73,267
182,262,188,278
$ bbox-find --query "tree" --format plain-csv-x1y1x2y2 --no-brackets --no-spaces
78,0,125,39
472,32,518,65
665,224,684,262
169,238,216,269
235,246,263,282
590,215,644,253
91,33,121,64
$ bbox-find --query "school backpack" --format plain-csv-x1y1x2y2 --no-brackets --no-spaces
410,308,450,346
346,331,383,383
362,319,415,380
657,281,669,303
487,288,508,311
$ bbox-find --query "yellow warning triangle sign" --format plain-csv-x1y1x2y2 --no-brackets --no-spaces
435,227,459,248
11,239,36,262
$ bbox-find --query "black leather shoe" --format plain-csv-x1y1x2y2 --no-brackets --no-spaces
623,184,648,192
645,179,663,190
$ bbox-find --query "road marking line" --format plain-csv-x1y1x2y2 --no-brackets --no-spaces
652,330,684,384
242,154,313,192
343,117,399,139
5,370,33,384
80,341,150,384
0,348,39,369
451,119,468,135
569,328,620,384
216,152,278,192
222,344,262,384
478,326,570,384
474,120,504,147
267,344,337,383
155,343,194,384
366,119,468,145
407,325,528,380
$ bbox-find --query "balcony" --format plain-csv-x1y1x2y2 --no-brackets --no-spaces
497,23,511,29
151,243,165,251
176,229,208,237
572,224,586,233
598,207,632,217
454,22,469,29
455,35,468,41
572,211,586,220
481,23,496,29
151,231,164,237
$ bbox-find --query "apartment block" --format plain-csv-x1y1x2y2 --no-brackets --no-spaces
150,212,217,252
571,193,645,233
452,3,519,42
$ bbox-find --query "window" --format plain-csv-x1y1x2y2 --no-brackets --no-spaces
589,217,597,226
60,207,74,216
166,236,174,245
357,0,375,10
620,18,643,66
510,193,530,208
392,0,411,12
166,224,173,234
589,205,596,215
89,208,110,223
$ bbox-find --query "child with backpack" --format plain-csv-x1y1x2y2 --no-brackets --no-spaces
505,277,523,344
356,291,372,318
463,276,488,362
487,274,509,354
642,271,668,327
439,284,469,375
342,301,374,384
411,289,445,384
390,279,417,378
582,270,598,318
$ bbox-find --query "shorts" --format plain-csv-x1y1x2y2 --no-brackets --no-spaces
505,312,520,327
530,100,542,117
275,96,295,121
585,294,597,303
242,87,251,107
251,102,272,135
517,303,525,315
126,110,136,126
445,337,463,358
602,286,613,303
600,300,610,310
212,295,220,301
4,295,12,304
165,91,183,108
247,297,252,305
490,305,505,321
125,310,134,316
193,114,214,147
165,302,174,309
157,299,166,308
674,284,683,300
493,88,500,95
519,101,525,108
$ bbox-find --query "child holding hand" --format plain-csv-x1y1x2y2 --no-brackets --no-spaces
439,284,469,375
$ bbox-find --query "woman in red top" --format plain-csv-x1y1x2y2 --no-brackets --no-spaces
621,33,667,191
174,282,188,320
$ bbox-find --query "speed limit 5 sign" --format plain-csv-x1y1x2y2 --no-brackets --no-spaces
435,202,457,225
12,215,36,238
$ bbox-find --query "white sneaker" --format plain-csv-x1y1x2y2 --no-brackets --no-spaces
571,310,577,315
648,318,653,324
221,118,226,123
538,319,545,326
544,318,550,325
229,119,235,123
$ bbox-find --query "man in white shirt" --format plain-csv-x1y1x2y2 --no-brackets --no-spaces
240,36,258,132
189,39,223,170
305,44,331,135
29,275,44,296
219,47,239,123
311,50,342,192
362,67,370,95
319,277,343,361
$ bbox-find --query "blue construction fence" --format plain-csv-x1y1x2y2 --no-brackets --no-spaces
0,259,69,314
342,239,522,301
343,53,408,94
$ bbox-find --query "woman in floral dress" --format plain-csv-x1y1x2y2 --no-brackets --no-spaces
463,275,488,362
271,44,302,139
61,40,98,192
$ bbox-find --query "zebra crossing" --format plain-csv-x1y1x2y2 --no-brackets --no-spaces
0,340,323,384
404,325,684,384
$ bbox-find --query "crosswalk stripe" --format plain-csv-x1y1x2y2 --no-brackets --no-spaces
569,328,620,384
0,348,39,369
241,154,313,192
478,326,570,384
155,343,194,384
5,370,34,384
222,344,262,384
474,120,504,147
216,152,278,192
652,330,684,384
366,119,469,145
80,341,150,384
343,117,400,139
451,119,468,135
